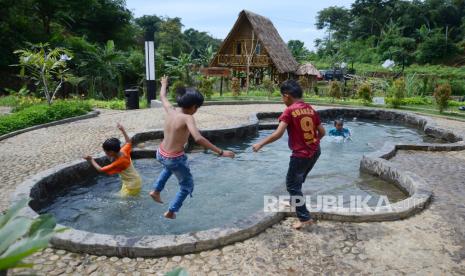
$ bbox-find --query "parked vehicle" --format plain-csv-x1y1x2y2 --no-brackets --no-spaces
319,69,347,81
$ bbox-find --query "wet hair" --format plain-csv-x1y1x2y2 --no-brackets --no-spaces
280,80,303,98
176,87,204,108
334,119,344,126
102,138,121,153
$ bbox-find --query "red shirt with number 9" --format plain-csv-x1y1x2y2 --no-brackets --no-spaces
278,101,321,158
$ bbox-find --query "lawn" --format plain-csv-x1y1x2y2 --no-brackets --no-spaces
1,92,465,137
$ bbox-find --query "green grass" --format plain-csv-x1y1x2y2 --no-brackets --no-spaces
0,95,20,107
310,61,465,79
0,100,92,136
207,91,465,120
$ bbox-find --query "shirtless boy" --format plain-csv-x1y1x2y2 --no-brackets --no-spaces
150,76,235,219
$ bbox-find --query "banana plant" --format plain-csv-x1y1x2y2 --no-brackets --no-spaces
0,198,64,272
165,51,196,85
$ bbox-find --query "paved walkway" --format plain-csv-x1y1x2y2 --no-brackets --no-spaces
1,105,465,275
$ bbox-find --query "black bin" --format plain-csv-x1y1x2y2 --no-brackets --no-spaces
124,88,139,110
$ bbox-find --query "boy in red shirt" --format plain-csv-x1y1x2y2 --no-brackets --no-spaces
253,80,325,229
84,123,142,196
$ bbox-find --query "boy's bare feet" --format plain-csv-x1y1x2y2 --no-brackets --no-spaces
292,219,315,230
164,211,176,219
149,191,163,203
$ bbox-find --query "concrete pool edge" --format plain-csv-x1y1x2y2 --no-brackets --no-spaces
10,107,464,257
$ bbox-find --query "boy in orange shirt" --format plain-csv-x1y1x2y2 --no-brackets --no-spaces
84,123,142,196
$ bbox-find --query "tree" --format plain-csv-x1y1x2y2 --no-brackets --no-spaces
378,21,416,66
316,6,352,43
79,40,125,98
0,0,44,67
165,52,195,85
415,27,459,63
64,0,137,49
287,40,310,62
198,45,216,67
14,43,73,104
157,17,188,57
135,15,162,45
183,28,221,59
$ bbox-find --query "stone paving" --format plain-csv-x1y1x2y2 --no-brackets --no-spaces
1,104,465,275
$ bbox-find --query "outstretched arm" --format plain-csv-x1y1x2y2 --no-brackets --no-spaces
317,124,326,139
252,121,288,152
83,156,104,172
159,75,173,113
117,123,131,144
186,116,235,158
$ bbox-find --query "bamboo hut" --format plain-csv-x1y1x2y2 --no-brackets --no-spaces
295,63,320,93
209,10,299,86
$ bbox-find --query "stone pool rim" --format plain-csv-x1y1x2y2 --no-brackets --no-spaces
10,107,465,257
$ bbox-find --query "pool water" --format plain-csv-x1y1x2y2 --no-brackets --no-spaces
41,120,427,236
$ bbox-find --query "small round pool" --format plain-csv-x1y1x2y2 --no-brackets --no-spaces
39,119,430,236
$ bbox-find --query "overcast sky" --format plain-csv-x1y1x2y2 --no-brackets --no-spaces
126,0,355,50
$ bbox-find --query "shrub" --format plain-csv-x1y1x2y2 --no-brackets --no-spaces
450,80,465,96
12,97,43,112
197,76,215,99
231,77,240,96
298,77,311,95
358,83,373,105
0,100,91,135
389,78,406,108
262,77,276,98
329,81,342,101
405,73,419,97
385,96,431,106
434,83,451,113
419,76,434,96
0,96,20,107
170,80,186,100
88,99,125,110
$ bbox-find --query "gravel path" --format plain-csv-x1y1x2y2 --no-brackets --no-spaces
1,104,465,275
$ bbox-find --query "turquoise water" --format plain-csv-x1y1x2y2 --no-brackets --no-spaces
41,120,427,236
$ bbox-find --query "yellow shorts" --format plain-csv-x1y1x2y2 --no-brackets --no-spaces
120,178,142,197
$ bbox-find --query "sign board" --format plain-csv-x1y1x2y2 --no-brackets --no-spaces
372,97,385,105
200,67,231,77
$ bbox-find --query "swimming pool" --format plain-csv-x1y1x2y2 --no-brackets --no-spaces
39,119,428,236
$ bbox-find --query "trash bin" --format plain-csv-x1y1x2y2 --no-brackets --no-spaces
124,88,139,110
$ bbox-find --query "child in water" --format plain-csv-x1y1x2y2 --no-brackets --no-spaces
84,123,142,196
150,76,235,219
328,119,351,138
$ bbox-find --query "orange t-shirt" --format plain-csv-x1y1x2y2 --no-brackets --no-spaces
101,143,132,175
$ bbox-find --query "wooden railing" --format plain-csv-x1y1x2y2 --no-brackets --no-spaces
217,54,271,67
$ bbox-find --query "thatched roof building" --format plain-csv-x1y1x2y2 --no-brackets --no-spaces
296,63,320,77
210,10,299,82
